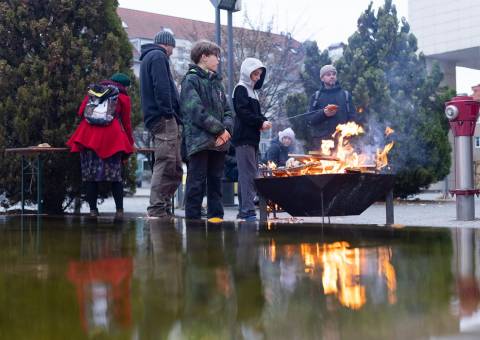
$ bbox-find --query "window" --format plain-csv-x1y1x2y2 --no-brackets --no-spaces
475,137,480,148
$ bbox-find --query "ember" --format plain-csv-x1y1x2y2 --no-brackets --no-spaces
261,122,394,177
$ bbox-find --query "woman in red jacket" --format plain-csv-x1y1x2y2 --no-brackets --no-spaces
67,73,134,218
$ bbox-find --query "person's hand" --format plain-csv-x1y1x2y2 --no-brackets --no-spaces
215,130,231,147
324,104,338,117
261,121,272,131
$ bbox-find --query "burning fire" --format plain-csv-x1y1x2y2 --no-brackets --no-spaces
267,161,277,170
385,127,394,137
321,139,335,156
376,142,394,170
262,122,394,176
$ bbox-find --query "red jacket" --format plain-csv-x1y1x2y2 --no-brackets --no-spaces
67,81,134,159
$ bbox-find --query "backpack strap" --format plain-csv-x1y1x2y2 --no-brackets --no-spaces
312,90,320,108
344,90,350,113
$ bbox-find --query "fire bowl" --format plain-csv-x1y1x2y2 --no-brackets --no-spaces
254,173,395,217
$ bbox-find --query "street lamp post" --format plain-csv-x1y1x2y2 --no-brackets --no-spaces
215,6,222,75
209,0,241,100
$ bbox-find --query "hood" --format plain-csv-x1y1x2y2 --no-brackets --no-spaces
234,58,266,99
140,44,166,61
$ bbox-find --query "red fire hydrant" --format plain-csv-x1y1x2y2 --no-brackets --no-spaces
445,95,480,220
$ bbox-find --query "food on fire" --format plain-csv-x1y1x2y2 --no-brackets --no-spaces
325,104,339,111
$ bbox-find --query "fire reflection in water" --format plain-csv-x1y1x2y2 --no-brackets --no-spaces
265,241,397,310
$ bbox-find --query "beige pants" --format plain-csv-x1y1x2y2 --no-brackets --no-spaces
147,117,183,217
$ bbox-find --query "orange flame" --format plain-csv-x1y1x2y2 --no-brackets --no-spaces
267,161,277,170
376,142,394,170
385,126,394,137
321,139,335,156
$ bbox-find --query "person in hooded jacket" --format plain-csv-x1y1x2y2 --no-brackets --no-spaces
232,58,272,222
180,40,233,222
139,30,183,219
67,73,134,219
308,64,357,148
265,127,295,167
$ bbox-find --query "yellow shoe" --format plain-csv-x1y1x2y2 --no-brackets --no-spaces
207,217,224,223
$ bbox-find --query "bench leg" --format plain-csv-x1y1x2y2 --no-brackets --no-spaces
259,195,268,222
21,156,25,214
37,156,43,215
386,189,394,225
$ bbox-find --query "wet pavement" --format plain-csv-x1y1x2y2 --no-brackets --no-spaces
71,189,479,228
1,215,480,339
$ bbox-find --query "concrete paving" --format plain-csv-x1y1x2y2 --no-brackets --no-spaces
67,185,480,228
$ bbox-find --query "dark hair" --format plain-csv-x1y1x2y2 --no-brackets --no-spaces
190,40,221,64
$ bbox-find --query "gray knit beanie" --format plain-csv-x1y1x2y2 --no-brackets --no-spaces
320,64,337,79
154,31,176,47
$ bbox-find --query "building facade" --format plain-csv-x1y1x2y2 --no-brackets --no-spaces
409,0,480,188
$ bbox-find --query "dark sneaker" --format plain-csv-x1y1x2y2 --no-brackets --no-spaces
237,214,257,222
244,215,257,222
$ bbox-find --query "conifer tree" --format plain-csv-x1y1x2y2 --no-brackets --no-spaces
301,41,332,99
335,0,452,197
286,41,331,151
0,0,139,213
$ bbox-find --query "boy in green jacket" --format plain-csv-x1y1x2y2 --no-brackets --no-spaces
180,40,233,221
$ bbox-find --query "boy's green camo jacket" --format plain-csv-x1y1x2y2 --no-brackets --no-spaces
180,64,233,157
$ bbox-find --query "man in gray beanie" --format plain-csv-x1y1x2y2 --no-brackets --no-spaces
139,30,182,218
308,64,357,147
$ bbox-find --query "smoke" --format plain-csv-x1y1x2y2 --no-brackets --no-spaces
352,115,396,170
292,136,307,154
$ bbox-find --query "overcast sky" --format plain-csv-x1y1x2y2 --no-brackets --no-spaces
118,0,408,49
118,0,479,92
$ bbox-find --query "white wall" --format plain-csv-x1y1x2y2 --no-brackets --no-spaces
409,0,480,55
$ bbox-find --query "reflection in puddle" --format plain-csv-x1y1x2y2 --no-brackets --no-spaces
0,217,463,339
67,258,133,333
265,240,397,310
454,229,480,334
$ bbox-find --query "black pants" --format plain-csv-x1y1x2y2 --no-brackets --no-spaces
86,181,123,211
185,150,225,219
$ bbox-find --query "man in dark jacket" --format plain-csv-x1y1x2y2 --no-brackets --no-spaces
308,65,356,148
140,31,183,218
